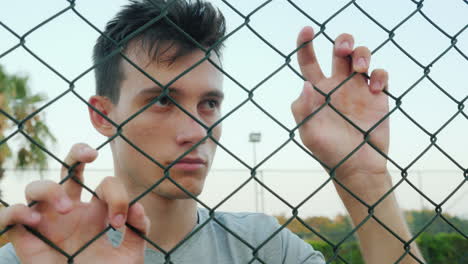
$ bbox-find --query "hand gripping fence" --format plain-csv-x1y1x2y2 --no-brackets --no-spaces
0,0,467,263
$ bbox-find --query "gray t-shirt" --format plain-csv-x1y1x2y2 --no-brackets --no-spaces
0,208,325,263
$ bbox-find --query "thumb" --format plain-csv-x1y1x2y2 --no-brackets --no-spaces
119,203,150,253
291,81,317,124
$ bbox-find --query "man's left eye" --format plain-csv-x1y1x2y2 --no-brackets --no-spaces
154,95,171,106
207,100,218,108
201,99,219,110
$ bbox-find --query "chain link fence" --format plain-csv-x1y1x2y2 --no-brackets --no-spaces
0,0,467,263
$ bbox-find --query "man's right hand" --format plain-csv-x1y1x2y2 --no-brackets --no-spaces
0,143,149,264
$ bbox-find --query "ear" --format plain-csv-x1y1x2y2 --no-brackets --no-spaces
88,96,115,137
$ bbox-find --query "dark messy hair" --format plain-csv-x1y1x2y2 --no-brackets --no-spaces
93,0,226,103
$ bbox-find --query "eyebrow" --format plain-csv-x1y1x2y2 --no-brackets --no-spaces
138,86,177,96
138,86,224,99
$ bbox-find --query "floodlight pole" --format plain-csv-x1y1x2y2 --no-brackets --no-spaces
249,132,264,213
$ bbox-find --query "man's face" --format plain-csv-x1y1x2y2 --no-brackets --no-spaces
108,46,223,200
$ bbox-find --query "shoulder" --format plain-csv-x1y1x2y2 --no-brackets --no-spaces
199,208,279,241
213,210,278,228
197,209,325,263
0,243,20,264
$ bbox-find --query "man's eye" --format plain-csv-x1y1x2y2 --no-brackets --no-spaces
154,96,171,107
207,100,218,108
203,99,219,109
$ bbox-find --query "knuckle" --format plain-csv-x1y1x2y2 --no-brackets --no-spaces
109,195,129,212
72,143,89,153
26,180,65,204
100,176,128,201
68,144,82,161
291,100,299,114
0,205,12,221
8,207,22,221
101,176,116,187
25,180,53,196
3,204,27,224
66,143,91,163
113,198,129,211
24,180,38,194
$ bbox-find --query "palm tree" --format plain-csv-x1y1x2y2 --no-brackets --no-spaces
0,65,56,198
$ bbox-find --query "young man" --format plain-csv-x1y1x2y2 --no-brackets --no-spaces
0,0,423,263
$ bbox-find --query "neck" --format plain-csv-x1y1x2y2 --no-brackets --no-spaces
118,174,198,252
140,193,198,252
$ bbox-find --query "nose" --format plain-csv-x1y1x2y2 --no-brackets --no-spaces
175,111,207,146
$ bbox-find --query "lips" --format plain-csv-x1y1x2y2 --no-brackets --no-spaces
177,157,206,164
170,157,206,171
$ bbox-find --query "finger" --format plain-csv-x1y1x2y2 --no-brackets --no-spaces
61,143,98,200
332,33,354,76
351,46,371,73
369,69,389,94
291,81,317,124
94,176,129,229
0,204,41,231
297,26,325,84
120,203,150,252
25,180,73,214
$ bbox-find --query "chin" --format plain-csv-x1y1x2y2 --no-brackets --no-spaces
152,180,204,200
157,190,203,200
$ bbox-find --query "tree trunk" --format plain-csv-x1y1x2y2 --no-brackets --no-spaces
0,167,4,199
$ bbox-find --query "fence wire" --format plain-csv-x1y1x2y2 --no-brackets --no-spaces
0,0,467,263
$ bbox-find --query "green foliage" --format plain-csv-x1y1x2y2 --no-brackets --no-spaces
276,214,356,243
278,210,468,263
0,65,56,184
308,240,364,264
417,232,468,264
277,209,468,244
405,209,468,235
308,233,468,264
292,210,468,264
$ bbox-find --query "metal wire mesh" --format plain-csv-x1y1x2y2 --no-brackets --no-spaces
0,0,467,263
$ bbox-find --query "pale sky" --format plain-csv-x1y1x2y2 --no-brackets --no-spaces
0,0,467,219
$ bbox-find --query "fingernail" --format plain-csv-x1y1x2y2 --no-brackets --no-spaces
57,198,72,211
30,212,41,222
80,146,96,156
113,214,125,227
373,81,382,92
357,58,367,69
338,41,351,50
79,145,89,155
